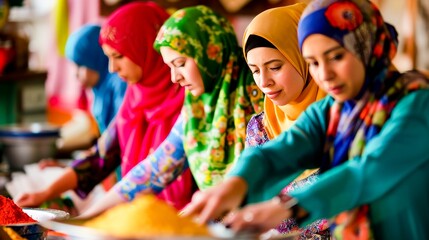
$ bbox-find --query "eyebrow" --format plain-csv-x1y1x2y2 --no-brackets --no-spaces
303,45,343,60
248,59,282,67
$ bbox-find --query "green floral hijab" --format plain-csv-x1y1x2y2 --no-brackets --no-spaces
154,5,263,190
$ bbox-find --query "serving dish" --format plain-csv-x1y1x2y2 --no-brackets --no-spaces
40,218,259,240
23,208,70,222
39,218,299,240
5,208,69,240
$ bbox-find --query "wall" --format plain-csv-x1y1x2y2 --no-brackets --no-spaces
378,0,429,72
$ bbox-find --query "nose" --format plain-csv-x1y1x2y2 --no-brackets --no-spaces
76,67,87,82
76,73,85,84
76,68,82,81
109,59,118,73
259,70,273,88
170,67,182,83
317,62,334,82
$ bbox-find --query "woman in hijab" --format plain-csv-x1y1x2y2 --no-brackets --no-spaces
242,4,328,238
182,0,429,239
78,5,264,217
244,4,325,147
16,2,194,212
65,24,126,134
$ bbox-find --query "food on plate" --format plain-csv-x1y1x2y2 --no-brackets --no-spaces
83,194,209,237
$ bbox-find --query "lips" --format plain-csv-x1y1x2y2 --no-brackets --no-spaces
265,90,281,99
328,85,343,95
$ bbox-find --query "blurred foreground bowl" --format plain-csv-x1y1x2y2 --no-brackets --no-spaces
5,208,69,240
0,123,60,172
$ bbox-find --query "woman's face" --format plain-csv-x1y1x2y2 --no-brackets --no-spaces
75,65,99,88
160,46,205,97
247,47,304,106
102,44,142,84
302,34,365,102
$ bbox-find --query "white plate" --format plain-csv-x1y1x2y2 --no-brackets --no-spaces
23,208,69,222
39,219,257,240
39,218,300,240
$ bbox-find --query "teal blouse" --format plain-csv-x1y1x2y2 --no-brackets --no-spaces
229,90,429,239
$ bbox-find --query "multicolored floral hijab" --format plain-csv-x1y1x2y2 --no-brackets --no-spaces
298,0,429,238
154,5,264,190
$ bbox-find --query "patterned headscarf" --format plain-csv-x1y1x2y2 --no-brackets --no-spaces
65,24,127,132
298,0,429,238
154,6,264,190
242,3,326,139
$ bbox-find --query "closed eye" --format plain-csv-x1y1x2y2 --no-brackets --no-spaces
174,62,185,68
248,65,260,75
270,66,281,71
171,57,186,68
112,55,123,60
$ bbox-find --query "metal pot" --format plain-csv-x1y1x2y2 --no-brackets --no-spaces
0,123,60,172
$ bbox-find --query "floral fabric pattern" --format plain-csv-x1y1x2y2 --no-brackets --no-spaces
325,1,363,31
279,171,330,239
245,112,269,147
154,6,264,190
72,120,121,198
116,117,188,202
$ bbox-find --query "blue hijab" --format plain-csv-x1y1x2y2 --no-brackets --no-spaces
65,24,127,133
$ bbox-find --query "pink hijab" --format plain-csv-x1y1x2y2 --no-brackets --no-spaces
100,2,183,175
100,2,193,208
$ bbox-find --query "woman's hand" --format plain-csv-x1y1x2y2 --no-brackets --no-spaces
222,197,292,233
38,158,66,169
76,186,133,219
15,190,51,207
180,177,248,224
15,168,78,208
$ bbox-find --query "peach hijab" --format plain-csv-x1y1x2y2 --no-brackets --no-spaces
242,3,326,139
